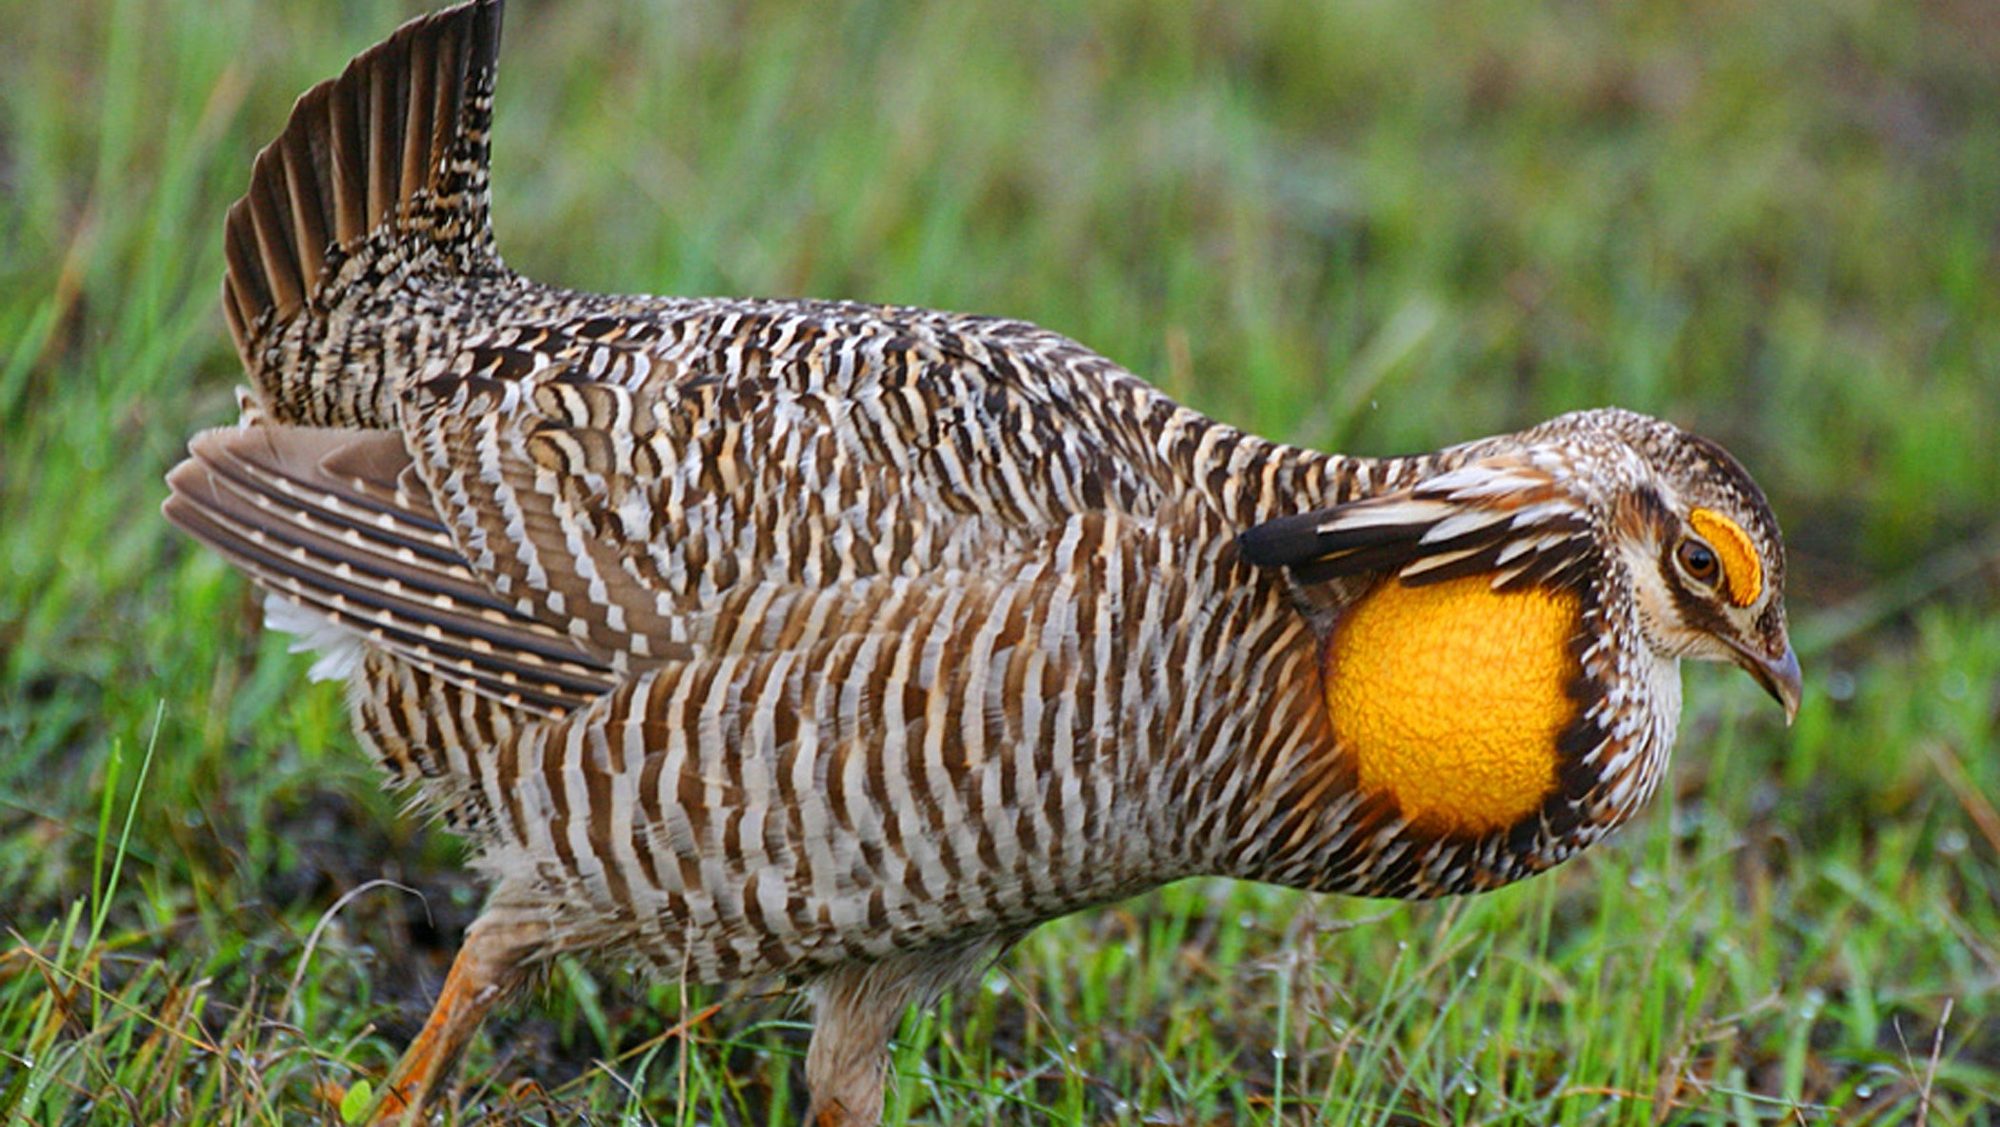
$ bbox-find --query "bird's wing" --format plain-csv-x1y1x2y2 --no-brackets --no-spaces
165,424,616,714
392,303,1190,673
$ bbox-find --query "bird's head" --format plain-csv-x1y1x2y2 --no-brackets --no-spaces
1589,410,1799,722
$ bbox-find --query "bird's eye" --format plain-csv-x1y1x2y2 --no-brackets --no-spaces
1677,538,1720,586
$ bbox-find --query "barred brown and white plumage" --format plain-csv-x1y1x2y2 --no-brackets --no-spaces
162,2,1802,1122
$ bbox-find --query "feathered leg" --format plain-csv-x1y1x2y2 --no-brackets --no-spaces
802,937,1012,1125
804,968,899,1127
371,914,547,1124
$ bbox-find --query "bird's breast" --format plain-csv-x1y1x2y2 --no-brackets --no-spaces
1320,575,1583,837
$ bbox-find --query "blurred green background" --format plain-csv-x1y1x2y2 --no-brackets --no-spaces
2,0,1995,1122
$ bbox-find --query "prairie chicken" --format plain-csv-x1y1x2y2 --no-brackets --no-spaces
163,1,1801,1122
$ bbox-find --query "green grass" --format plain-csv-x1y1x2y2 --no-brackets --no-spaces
3,0,1997,1122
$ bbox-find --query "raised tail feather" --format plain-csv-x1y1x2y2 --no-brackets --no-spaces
224,0,506,428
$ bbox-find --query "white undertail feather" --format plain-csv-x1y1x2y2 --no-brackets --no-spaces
262,593,367,682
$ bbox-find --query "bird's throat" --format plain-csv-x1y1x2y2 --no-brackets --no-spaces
1321,575,1581,836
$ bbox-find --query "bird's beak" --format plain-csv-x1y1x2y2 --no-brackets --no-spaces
1726,637,1802,726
